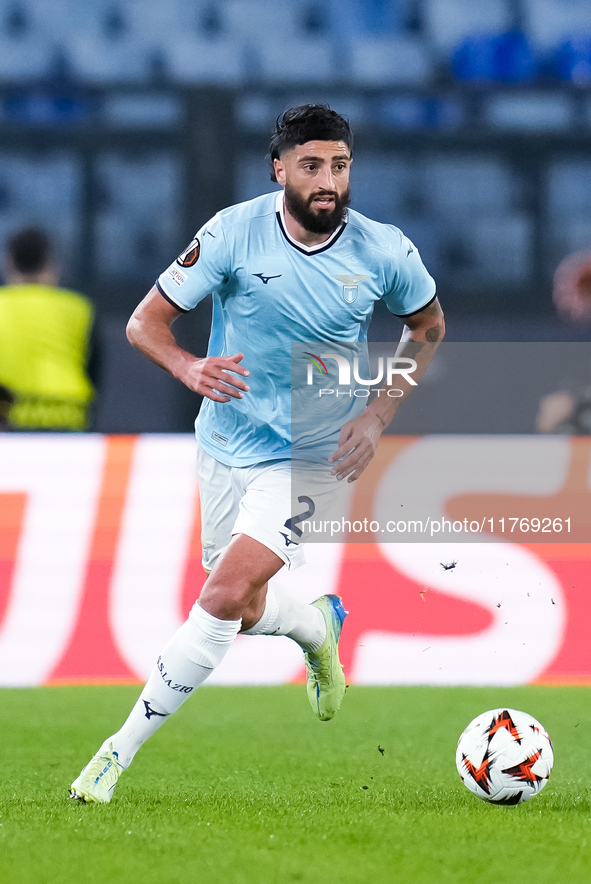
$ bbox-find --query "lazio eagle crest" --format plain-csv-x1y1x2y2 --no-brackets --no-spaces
334,274,368,303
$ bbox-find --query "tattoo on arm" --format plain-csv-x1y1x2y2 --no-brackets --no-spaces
376,413,387,429
425,326,442,343
397,340,425,358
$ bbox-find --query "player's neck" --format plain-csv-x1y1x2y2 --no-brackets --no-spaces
282,200,336,247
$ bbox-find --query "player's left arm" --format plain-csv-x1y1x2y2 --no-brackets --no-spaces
329,297,445,482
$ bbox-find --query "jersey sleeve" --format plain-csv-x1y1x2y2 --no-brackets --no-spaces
381,230,436,317
156,214,231,312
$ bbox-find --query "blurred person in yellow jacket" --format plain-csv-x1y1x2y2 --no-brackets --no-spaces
0,227,95,430
0,384,13,430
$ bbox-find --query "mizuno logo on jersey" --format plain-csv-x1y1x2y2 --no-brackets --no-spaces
252,273,282,284
334,274,368,304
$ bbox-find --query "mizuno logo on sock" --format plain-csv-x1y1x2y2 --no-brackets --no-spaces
143,700,168,720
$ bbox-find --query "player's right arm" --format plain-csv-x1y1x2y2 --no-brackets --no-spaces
126,286,249,403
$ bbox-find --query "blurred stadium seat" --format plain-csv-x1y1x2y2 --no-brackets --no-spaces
66,34,154,84
522,0,591,53
346,153,415,222
547,160,591,270
0,152,79,270
0,32,56,81
459,215,532,285
423,155,520,216
0,0,60,80
126,0,207,39
423,0,513,55
7,0,591,90
452,34,498,82
34,0,155,84
419,156,531,286
489,31,536,82
548,160,591,216
159,34,246,84
235,154,281,204
4,0,70,43
550,219,591,271
379,96,429,128
256,37,335,84
222,0,336,83
224,0,303,41
453,31,536,83
349,35,434,86
485,92,572,130
94,153,181,284
339,151,533,287
324,0,405,37
554,36,591,84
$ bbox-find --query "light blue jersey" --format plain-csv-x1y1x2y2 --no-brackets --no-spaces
157,191,435,467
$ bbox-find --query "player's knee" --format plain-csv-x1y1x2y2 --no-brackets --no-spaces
198,572,265,620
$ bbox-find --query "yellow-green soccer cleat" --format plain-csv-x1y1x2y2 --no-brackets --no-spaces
69,743,124,804
304,594,348,721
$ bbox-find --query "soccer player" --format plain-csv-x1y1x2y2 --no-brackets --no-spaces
70,104,444,803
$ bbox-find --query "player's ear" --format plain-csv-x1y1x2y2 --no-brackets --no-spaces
274,157,286,186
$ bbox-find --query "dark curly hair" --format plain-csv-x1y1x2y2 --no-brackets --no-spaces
268,104,353,182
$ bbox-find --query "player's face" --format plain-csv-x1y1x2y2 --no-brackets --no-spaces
274,140,352,235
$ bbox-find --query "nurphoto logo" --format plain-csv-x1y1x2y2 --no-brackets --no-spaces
304,351,418,397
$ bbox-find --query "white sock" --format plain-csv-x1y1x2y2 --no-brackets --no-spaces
241,586,326,652
101,604,241,768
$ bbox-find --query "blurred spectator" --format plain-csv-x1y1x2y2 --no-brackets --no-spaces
553,251,591,323
0,227,96,430
536,252,591,433
536,387,591,434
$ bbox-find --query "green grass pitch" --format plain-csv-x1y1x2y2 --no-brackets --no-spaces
0,684,590,884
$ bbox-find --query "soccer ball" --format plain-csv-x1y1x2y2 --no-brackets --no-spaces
456,708,553,805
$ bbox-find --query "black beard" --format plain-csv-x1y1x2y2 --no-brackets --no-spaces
284,183,350,235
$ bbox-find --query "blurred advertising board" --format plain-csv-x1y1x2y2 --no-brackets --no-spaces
0,434,589,687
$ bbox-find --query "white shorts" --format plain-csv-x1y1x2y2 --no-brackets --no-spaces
196,446,349,573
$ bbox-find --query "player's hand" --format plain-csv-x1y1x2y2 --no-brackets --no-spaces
184,353,250,402
328,411,383,482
